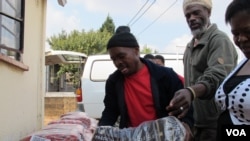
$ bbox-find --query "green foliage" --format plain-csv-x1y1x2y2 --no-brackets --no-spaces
47,29,112,55
56,64,82,88
141,45,153,54
99,15,115,34
140,44,158,54
46,15,115,89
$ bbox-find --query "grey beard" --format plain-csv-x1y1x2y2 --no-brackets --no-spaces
191,26,207,39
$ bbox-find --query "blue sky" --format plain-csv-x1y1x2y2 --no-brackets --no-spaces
46,0,233,54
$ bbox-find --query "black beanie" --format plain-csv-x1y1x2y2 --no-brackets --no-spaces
115,26,131,34
107,32,139,49
107,25,139,49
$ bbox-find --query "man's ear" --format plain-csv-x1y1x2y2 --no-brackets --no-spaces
134,47,140,55
207,8,211,17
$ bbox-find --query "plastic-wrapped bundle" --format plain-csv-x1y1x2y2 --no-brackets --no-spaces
20,124,85,141
20,112,98,141
60,111,93,128
92,116,186,141
60,111,98,133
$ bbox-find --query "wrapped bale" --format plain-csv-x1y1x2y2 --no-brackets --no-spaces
92,116,186,141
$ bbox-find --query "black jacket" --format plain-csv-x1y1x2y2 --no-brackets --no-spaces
98,58,194,128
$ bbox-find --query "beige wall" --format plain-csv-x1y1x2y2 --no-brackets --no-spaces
0,0,47,140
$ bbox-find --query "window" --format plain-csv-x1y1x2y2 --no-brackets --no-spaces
0,0,24,61
90,60,116,81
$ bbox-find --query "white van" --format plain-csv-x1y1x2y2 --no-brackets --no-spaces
77,53,184,119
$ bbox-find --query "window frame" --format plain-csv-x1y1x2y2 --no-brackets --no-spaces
0,0,28,70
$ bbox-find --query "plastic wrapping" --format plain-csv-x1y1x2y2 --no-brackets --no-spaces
92,116,186,141
60,112,91,128
48,119,83,125
20,124,85,141
60,111,98,135
20,112,98,141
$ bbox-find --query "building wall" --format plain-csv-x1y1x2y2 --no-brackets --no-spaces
44,92,77,126
0,0,46,140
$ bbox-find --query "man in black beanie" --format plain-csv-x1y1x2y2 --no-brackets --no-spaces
98,27,194,140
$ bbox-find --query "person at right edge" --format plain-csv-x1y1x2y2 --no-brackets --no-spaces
215,0,250,140
166,0,238,141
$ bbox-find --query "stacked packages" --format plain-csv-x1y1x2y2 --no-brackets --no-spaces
20,111,98,141
20,113,186,141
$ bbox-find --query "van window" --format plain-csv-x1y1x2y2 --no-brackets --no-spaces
90,60,116,81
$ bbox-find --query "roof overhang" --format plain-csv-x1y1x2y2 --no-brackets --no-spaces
45,50,87,65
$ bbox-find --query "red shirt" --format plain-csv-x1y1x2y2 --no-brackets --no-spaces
124,65,157,127
178,74,185,85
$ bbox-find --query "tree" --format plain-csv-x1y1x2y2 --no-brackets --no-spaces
141,45,153,54
47,29,112,55
99,15,115,34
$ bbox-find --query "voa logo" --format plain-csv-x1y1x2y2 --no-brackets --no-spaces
226,129,246,136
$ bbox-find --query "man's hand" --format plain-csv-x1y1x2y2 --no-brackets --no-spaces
166,88,193,118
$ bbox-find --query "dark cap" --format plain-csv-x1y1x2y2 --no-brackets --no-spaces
107,32,139,49
115,26,131,34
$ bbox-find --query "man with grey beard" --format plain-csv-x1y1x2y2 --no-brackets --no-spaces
166,0,238,141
